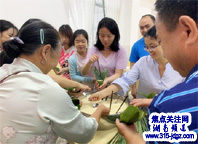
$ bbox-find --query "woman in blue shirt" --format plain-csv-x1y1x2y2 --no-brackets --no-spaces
68,29,95,85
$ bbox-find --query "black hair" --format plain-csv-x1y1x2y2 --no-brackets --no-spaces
72,29,89,45
94,17,120,52
155,0,198,31
141,14,155,23
3,21,60,58
144,26,157,40
20,18,42,29
0,20,15,33
59,24,73,47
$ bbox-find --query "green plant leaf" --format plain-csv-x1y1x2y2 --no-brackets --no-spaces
105,113,120,124
107,106,148,144
96,80,104,86
94,67,102,80
64,87,76,92
53,67,60,72
139,92,156,99
147,92,156,98
101,69,107,80
120,105,144,124
94,67,107,81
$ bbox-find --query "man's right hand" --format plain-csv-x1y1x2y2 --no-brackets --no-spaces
115,119,145,144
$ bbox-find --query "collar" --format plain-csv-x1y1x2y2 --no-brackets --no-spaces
0,58,43,82
14,58,43,73
185,64,198,83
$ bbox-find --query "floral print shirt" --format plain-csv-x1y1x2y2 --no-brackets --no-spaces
0,58,98,144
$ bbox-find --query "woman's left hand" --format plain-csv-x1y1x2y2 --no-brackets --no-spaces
98,78,109,90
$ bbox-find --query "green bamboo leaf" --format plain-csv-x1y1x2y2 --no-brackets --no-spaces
147,92,156,98
139,92,156,99
94,67,102,80
139,92,149,98
107,106,148,144
96,80,103,86
107,132,119,144
101,69,107,80
105,113,120,124
120,137,127,144
120,105,144,124
64,87,76,92
53,67,60,72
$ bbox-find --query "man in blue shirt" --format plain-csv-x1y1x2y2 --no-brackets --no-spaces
129,14,155,98
116,0,198,144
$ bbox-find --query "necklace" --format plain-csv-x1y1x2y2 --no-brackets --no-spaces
104,48,111,51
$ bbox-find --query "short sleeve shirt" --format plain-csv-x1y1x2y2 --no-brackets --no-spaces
129,37,149,63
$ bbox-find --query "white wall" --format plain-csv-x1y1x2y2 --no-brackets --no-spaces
0,0,68,30
0,0,156,60
130,0,156,49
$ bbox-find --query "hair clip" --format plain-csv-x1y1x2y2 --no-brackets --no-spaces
40,29,44,44
13,37,24,44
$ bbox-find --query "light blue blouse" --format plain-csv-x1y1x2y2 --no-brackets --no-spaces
68,54,93,83
113,56,185,98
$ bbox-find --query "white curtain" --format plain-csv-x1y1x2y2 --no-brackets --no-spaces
104,0,121,22
63,0,95,39
105,0,133,59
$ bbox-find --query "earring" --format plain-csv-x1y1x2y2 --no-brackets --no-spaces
41,57,47,65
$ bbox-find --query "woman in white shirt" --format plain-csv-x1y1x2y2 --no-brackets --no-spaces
89,26,184,105
0,20,109,143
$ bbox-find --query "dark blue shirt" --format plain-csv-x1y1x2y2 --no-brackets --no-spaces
148,64,198,144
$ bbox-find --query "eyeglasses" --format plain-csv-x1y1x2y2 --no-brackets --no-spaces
144,44,160,51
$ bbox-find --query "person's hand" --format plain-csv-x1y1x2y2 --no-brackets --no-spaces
68,89,83,98
97,104,110,117
77,83,91,91
115,118,138,136
90,104,110,123
89,91,103,101
88,54,98,64
115,118,146,144
92,77,96,83
130,98,153,107
54,67,68,75
95,80,100,90
95,78,109,90
98,78,109,90
53,68,61,75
